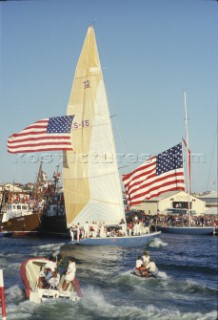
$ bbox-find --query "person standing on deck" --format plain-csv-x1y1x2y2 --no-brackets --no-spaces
83,221,90,238
62,257,76,291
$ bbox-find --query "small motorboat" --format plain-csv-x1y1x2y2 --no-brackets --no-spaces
20,258,82,304
131,268,159,279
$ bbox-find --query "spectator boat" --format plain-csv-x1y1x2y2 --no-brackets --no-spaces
20,258,82,303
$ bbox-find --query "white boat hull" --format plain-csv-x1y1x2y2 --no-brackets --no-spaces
157,226,215,235
29,287,81,304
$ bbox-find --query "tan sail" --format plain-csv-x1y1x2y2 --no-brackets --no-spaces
63,26,125,228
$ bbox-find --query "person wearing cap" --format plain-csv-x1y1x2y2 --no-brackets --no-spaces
142,251,150,267
57,253,70,277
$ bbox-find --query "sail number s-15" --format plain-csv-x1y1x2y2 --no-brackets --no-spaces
73,120,90,129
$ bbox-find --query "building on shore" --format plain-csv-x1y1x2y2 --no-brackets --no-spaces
128,190,207,216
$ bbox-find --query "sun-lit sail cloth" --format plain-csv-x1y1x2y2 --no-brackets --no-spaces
63,26,125,228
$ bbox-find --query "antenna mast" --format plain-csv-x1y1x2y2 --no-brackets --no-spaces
184,91,191,195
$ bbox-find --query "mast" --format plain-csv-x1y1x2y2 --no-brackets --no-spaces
53,164,60,193
34,160,43,201
184,91,191,224
184,91,191,195
0,187,5,213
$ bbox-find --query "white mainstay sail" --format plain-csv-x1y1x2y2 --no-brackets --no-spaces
63,26,125,228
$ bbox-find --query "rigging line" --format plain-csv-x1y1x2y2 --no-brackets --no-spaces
205,126,217,191
110,109,130,169
205,90,218,191
90,198,122,206
66,171,121,180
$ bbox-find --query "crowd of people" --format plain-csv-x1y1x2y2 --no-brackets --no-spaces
135,251,159,278
69,215,152,241
38,253,76,291
156,213,218,228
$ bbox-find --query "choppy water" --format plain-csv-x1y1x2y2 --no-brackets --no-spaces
0,234,217,320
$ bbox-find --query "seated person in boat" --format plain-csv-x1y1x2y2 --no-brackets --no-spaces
146,258,159,277
135,256,148,276
106,227,118,237
38,271,49,289
38,256,60,289
45,270,60,290
38,269,59,289
62,257,76,291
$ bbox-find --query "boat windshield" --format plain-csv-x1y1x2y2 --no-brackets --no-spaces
6,204,29,211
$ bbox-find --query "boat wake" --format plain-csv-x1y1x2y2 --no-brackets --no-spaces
33,242,65,254
5,285,24,304
3,279,218,320
148,237,168,248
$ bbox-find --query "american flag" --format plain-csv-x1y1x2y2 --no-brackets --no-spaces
7,115,74,153
122,143,185,206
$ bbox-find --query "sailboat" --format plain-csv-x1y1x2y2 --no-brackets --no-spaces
62,26,160,246
156,92,215,235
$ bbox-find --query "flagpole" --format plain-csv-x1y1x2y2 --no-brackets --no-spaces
184,91,191,226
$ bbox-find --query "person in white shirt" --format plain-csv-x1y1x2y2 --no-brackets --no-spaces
133,222,140,235
47,271,60,289
76,223,81,241
100,222,106,237
119,219,127,236
135,256,148,276
135,256,144,270
39,256,59,289
62,257,76,291
146,258,159,277
83,221,90,238
142,251,150,267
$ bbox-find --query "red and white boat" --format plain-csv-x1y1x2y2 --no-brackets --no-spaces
20,258,82,304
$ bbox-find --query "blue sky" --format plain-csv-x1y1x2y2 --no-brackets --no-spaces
0,0,217,193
